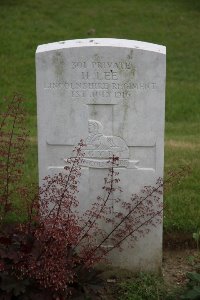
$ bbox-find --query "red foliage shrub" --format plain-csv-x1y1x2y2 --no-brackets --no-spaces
0,95,186,299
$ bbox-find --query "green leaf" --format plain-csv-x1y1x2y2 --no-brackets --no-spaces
181,286,200,299
193,233,199,241
187,272,200,283
0,273,30,296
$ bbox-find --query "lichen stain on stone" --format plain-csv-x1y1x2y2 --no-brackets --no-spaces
118,81,137,137
117,50,136,79
93,53,101,63
118,98,129,138
91,105,98,118
126,49,136,78
52,51,65,79
51,51,66,97
127,49,134,60
38,54,49,72
114,51,137,138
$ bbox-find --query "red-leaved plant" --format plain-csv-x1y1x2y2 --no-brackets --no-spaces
0,95,186,299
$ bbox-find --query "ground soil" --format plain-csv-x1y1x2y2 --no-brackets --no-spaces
163,232,200,293
163,248,200,291
100,233,200,299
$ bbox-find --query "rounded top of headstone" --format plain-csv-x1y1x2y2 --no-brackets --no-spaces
36,38,166,54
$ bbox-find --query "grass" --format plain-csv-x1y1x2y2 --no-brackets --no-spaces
116,272,167,300
0,0,200,232
103,270,184,299
164,122,200,232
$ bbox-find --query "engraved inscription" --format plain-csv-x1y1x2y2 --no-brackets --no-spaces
80,158,129,169
81,71,118,80
62,119,154,169
45,81,156,91
85,120,129,159
72,61,133,70
44,58,157,100
66,119,130,168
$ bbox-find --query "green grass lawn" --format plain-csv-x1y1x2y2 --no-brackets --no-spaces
0,0,199,232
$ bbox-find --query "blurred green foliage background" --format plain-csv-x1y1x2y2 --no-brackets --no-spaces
0,0,199,232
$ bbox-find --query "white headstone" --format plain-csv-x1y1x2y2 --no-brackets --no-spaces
36,38,166,271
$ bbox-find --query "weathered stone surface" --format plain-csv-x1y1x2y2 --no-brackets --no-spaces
36,38,166,271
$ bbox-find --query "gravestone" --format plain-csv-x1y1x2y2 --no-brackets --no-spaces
36,38,166,271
